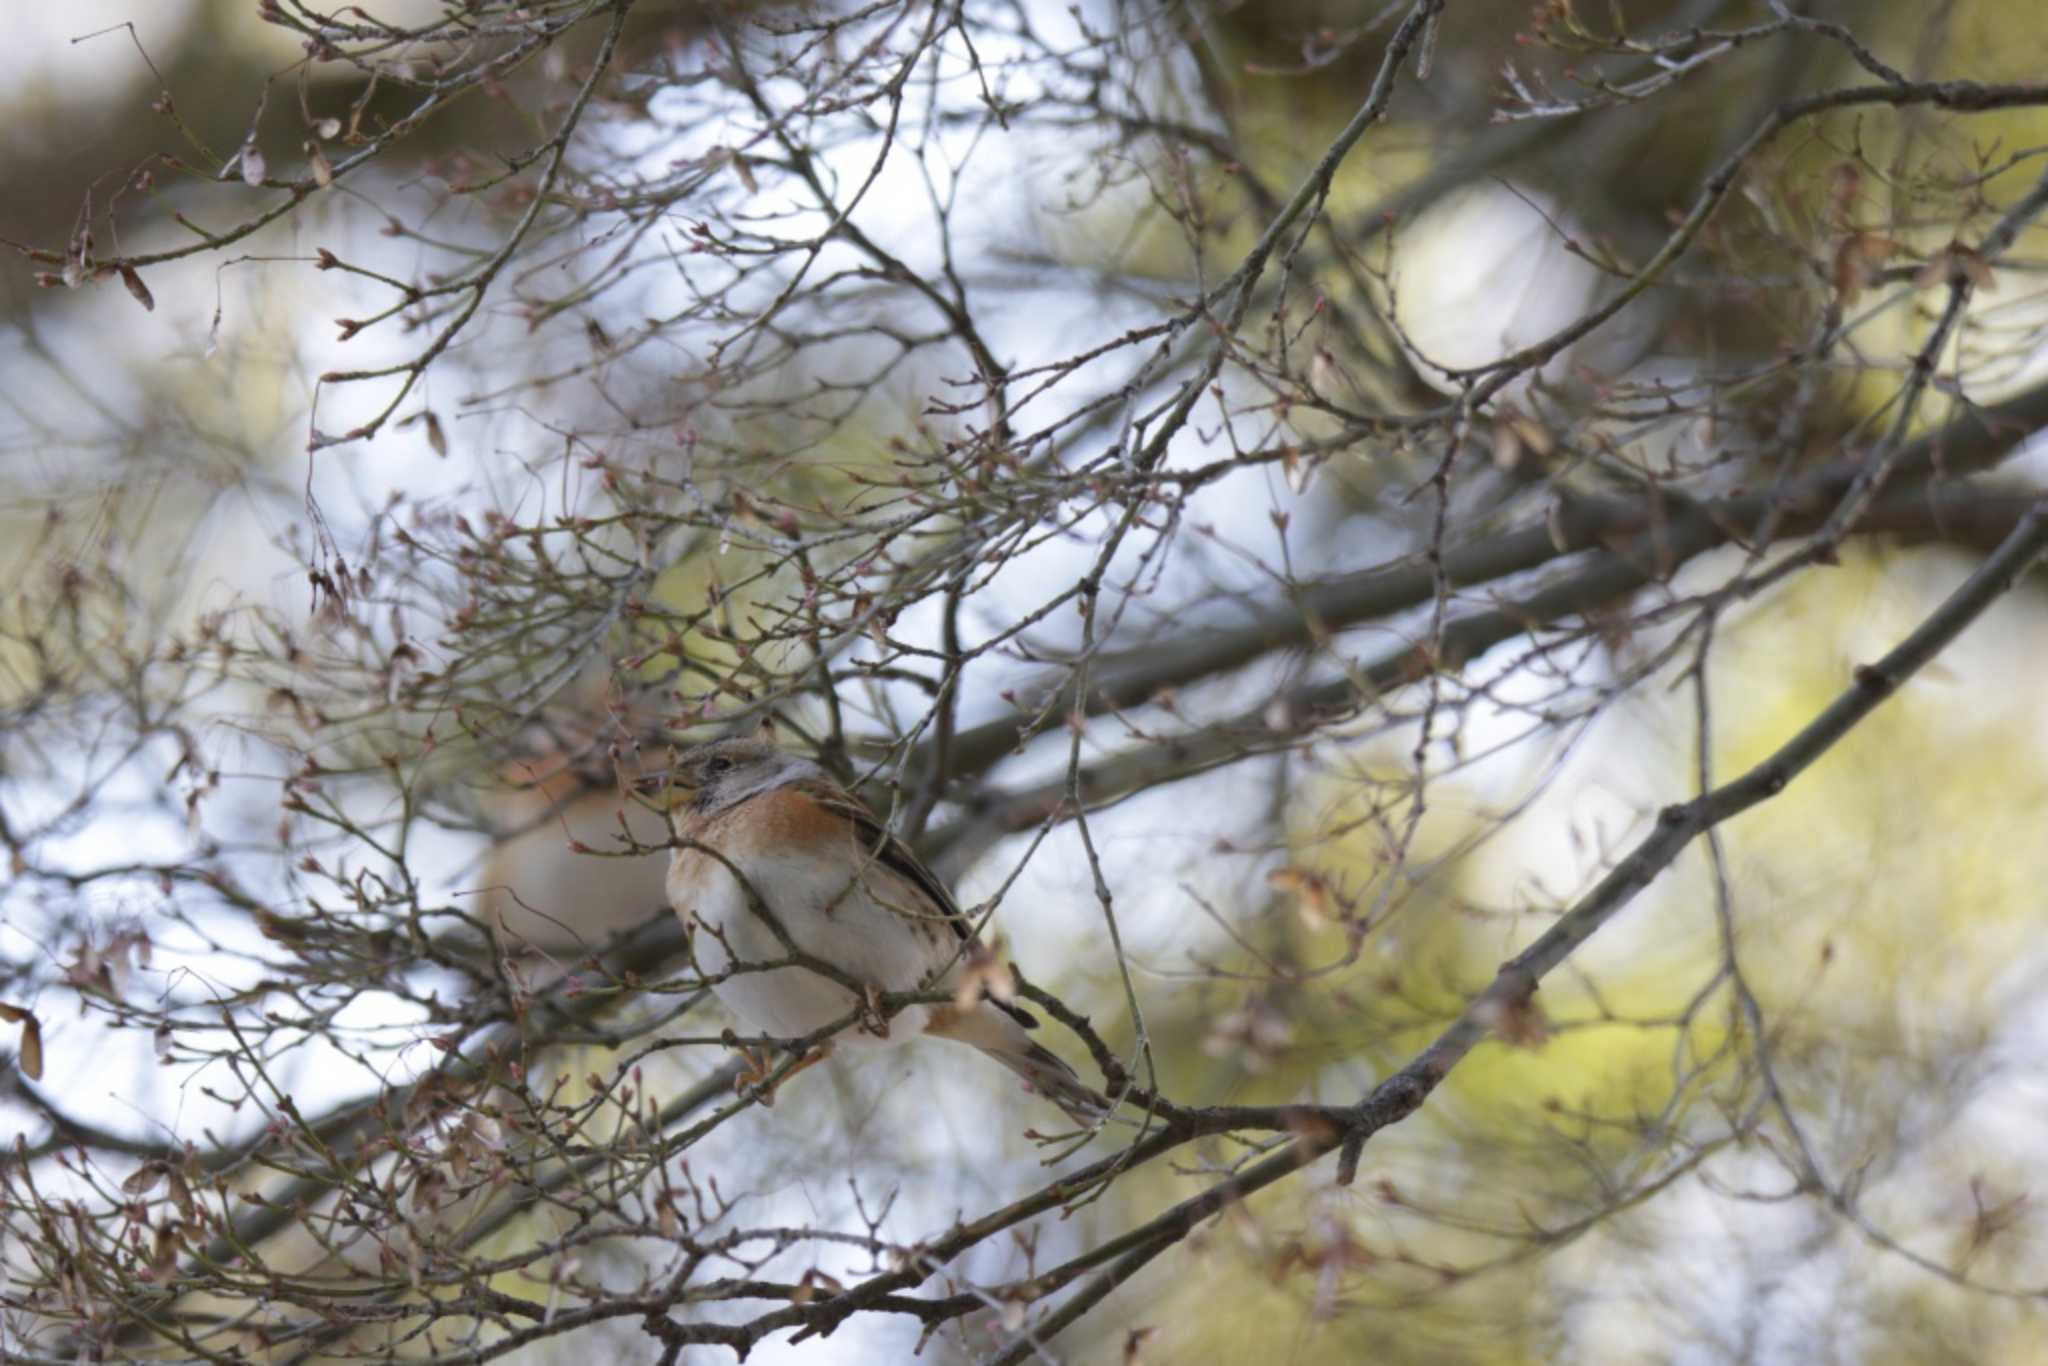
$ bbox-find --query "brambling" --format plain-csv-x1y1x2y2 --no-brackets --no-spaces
477,699,673,962
640,736,1102,1122
480,747,673,957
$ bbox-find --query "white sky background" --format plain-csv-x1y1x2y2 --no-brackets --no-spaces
7,3,2048,1363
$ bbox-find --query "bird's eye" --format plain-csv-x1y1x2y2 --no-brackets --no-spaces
705,755,734,776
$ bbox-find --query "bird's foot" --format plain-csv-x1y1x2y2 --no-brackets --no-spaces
724,1029,831,1106
722,1028,777,1103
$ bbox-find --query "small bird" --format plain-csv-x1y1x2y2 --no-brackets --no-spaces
641,735,1101,1123
480,743,673,963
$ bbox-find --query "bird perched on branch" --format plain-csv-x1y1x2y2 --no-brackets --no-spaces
640,735,1102,1123
475,693,673,968
480,743,672,959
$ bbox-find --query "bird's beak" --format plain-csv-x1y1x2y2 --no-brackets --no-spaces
630,770,692,807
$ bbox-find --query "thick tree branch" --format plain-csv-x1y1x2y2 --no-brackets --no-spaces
936,378,2048,787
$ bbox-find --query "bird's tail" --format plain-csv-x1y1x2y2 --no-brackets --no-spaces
928,1003,1106,1125
984,1036,1108,1125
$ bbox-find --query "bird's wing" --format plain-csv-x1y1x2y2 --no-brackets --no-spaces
793,777,1041,1029
793,778,973,943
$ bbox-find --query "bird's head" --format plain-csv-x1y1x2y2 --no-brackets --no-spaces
634,736,819,815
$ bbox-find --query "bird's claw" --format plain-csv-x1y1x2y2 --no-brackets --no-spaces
723,1028,831,1106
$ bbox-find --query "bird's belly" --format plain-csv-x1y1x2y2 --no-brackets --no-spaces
669,846,953,1044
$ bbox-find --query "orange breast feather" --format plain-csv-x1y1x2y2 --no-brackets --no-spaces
674,786,847,883
745,786,848,850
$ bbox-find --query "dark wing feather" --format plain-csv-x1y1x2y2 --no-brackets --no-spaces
799,780,969,938
798,778,1041,1030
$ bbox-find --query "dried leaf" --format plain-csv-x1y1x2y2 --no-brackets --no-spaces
460,1113,504,1153
1916,241,1997,293
119,265,155,312
239,143,266,187
712,145,758,194
0,1004,42,1080
794,1268,844,1303
1831,233,1896,305
166,1168,195,1218
413,1166,449,1212
122,1163,168,1195
1267,866,1335,928
307,142,333,188
1280,445,1313,495
1479,986,1550,1048
18,1015,42,1081
141,1222,182,1281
